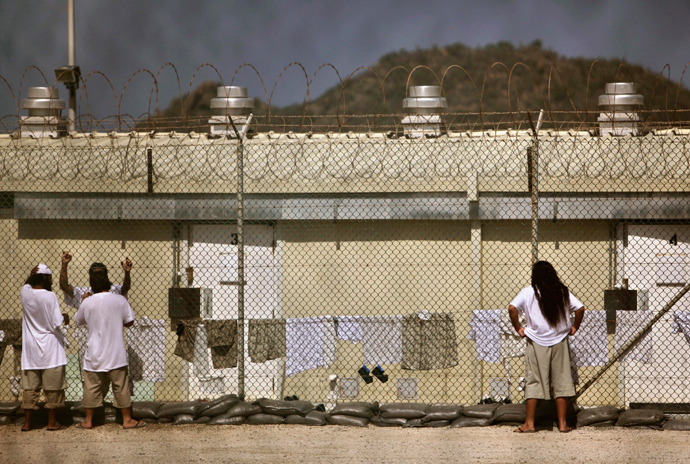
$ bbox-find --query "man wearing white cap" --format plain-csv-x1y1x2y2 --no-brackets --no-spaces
20,264,70,431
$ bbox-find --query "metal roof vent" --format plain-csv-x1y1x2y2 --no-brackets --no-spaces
597,82,643,136
401,86,447,138
209,86,254,137
20,87,67,138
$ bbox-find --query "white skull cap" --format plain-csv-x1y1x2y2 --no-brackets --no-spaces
36,264,52,275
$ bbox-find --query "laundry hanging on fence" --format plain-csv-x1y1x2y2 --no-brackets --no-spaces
173,318,202,363
468,310,502,363
0,319,22,368
323,316,337,366
614,310,654,364
362,315,403,365
73,326,88,381
402,312,458,370
285,317,330,377
248,319,286,363
336,316,363,343
125,317,166,382
468,310,526,363
205,319,238,369
569,310,608,367
672,311,690,347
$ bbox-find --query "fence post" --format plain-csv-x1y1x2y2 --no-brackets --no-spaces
235,140,246,400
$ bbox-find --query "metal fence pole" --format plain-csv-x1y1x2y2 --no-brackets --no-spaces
235,140,246,400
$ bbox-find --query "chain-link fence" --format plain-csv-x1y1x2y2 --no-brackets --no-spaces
1,111,690,412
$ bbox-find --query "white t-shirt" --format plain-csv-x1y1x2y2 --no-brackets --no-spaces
510,285,584,347
20,285,67,370
64,284,122,310
74,292,135,372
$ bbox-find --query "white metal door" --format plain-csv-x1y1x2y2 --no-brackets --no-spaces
622,224,690,405
182,224,283,400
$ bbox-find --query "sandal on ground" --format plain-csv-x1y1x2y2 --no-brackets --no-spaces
75,423,92,430
47,424,67,431
513,427,536,433
124,420,146,429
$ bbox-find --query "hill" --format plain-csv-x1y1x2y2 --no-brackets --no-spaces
142,40,690,133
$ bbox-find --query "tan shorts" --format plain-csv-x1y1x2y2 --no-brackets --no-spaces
82,367,132,409
524,337,575,400
21,365,67,410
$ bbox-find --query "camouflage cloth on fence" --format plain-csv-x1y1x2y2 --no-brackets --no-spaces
248,319,286,363
401,313,458,370
172,318,202,363
204,320,238,369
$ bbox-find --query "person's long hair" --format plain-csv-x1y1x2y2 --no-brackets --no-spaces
531,261,569,328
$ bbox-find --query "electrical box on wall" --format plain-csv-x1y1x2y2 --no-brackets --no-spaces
605,289,637,333
169,288,201,318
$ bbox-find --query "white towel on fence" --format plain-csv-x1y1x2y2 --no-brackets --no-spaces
362,315,403,365
125,317,166,382
672,311,690,346
336,316,363,343
569,310,609,367
286,318,325,377
468,310,502,363
498,309,526,359
614,311,654,364
322,317,337,366
73,326,88,382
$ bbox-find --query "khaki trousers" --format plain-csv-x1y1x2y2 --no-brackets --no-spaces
21,365,67,410
82,367,132,409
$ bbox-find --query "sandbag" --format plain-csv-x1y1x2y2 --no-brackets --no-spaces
70,402,86,417
461,404,500,420
423,420,451,428
0,402,20,415
172,414,211,425
132,402,163,420
616,409,665,427
259,398,314,416
246,413,286,425
403,419,424,428
197,395,240,418
379,403,428,419
327,414,369,427
370,415,407,427
208,415,246,426
285,411,328,426
158,417,173,424
104,415,119,424
0,415,14,425
576,406,621,427
493,404,527,423
588,420,616,428
226,401,263,418
449,416,493,428
422,405,462,422
329,403,376,419
663,420,690,431
158,401,203,419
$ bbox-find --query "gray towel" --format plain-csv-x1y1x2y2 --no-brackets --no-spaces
248,319,286,363
401,313,458,370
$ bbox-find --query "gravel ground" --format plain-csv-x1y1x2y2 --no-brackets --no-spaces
0,423,686,464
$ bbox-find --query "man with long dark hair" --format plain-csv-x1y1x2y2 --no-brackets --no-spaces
74,273,144,429
59,251,132,310
508,261,585,433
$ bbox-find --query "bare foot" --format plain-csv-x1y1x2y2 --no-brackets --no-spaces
75,422,92,429
558,426,572,433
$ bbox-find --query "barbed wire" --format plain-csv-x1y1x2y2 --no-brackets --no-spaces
2,60,690,135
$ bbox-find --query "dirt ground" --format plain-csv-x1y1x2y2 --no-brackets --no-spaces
0,423,686,464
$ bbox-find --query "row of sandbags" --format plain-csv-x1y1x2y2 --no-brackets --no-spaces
2,398,690,430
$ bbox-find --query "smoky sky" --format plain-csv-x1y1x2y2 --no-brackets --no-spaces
1,0,689,119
